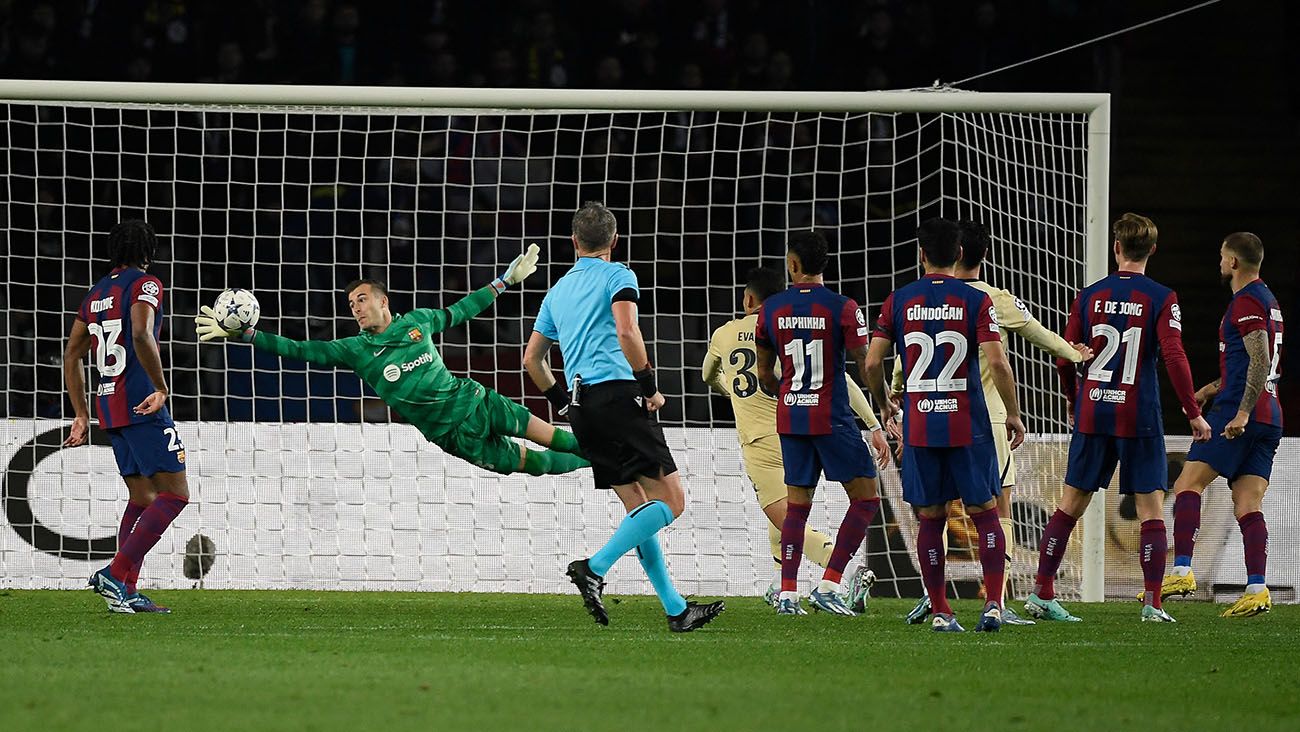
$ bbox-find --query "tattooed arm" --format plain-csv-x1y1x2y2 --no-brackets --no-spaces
1223,330,1270,439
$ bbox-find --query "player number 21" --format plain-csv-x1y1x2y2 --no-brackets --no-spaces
1087,324,1142,385
783,338,824,391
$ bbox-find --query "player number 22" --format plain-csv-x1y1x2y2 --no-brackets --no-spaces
783,339,825,391
903,330,968,392
86,318,128,378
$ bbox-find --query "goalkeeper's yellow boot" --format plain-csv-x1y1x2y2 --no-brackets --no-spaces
1221,588,1272,618
1136,570,1196,601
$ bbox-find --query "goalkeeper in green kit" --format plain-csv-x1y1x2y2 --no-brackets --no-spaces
195,245,590,477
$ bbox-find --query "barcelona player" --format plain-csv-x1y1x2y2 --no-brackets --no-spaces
754,232,884,617
866,217,1024,633
1026,213,1211,623
65,221,188,613
704,266,889,610
1162,232,1283,618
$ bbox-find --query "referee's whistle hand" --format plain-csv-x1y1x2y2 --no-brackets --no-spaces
646,392,666,412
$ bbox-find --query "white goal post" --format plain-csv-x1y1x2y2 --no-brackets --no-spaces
0,81,1110,601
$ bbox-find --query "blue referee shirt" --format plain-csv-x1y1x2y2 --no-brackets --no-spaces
533,256,639,388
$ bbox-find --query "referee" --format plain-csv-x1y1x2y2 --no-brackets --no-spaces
524,201,724,632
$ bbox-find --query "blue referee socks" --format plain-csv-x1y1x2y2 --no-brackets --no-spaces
588,499,674,577
637,534,688,617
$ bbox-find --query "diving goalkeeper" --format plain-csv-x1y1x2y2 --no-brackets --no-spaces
195,245,590,477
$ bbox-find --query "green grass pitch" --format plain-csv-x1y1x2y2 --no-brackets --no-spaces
2,590,1298,731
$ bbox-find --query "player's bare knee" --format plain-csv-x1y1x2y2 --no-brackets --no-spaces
843,475,877,501
151,470,189,501
916,504,946,519
1057,485,1092,518
1229,478,1266,518
1134,491,1165,522
964,498,998,515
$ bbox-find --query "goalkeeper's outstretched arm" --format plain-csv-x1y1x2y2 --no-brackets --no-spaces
420,243,543,333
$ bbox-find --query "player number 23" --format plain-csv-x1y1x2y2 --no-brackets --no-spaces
903,330,969,392
86,318,128,378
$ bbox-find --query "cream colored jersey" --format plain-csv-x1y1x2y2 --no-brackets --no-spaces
890,279,1082,423
706,314,880,445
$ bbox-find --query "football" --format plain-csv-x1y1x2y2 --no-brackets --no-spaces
213,288,260,331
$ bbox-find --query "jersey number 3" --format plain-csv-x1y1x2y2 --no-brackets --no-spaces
729,348,775,398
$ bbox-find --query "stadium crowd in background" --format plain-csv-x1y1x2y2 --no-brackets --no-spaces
0,0,1117,92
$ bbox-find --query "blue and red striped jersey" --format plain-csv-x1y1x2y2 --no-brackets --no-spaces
755,283,868,435
1058,271,1200,438
873,274,1001,447
77,267,166,429
1215,279,1283,427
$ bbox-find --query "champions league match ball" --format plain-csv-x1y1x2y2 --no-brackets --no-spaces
213,288,261,331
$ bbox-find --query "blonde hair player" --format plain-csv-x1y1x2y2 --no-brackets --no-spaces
703,266,891,611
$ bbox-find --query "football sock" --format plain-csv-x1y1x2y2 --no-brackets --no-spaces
1172,491,1201,568
549,428,583,456
109,492,187,582
822,498,880,584
917,514,952,615
635,534,687,616
972,509,1006,609
1238,511,1268,593
588,499,673,576
118,500,148,594
521,449,589,476
780,501,812,593
118,501,146,548
1139,519,1167,609
1033,509,1078,601
999,516,1015,604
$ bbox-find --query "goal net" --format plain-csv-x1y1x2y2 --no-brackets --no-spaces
3,84,1120,599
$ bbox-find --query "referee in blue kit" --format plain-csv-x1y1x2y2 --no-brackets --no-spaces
524,201,724,632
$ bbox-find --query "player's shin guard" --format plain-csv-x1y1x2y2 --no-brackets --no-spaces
1139,519,1167,609
780,501,812,594
1033,509,1077,601
521,449,589,476
917,515,952,615
999,516,1015,602
1238,511,1268,591
109,492,187,582
971,509,1006,608
635,535,687,616
588,499,674,577
823,498,880,584
1172,491,1201,568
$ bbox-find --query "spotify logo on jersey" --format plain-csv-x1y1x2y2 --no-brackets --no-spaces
383,364,401,382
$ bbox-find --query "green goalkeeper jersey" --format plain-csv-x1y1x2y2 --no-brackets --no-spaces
252,286,498,442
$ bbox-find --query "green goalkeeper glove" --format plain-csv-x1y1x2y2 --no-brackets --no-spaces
195,306,255,342
492,243,542,292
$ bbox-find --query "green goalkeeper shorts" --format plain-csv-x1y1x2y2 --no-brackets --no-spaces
438,386,532,474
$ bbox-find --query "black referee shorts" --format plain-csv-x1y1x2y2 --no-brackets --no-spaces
568,380,678,489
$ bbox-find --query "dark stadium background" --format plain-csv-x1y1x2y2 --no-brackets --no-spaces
2,0,1295,435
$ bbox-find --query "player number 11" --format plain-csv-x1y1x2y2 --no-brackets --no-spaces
783,338,825,391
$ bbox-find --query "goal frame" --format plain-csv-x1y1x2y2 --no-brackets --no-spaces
0,80,1111,601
